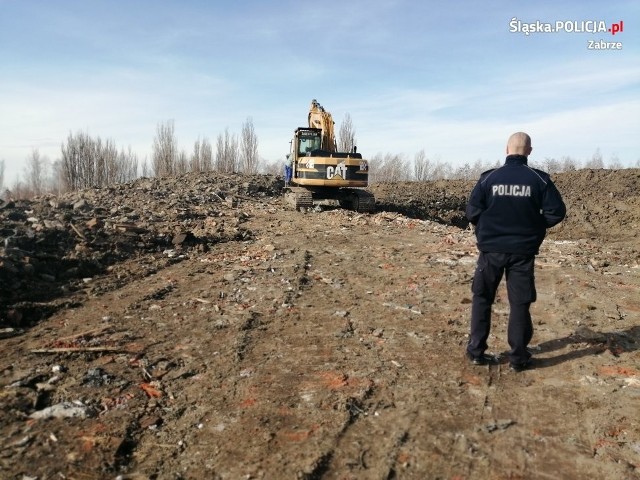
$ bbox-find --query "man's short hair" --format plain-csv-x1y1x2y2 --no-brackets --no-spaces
507,132,532,156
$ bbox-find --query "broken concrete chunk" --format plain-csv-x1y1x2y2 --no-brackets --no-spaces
29,401,95,419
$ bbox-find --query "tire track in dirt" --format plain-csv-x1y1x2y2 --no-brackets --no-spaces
251,212,478,479
126,244,310,477
196,242,382,478
149,212,430,478
80,255,222,475
284,243,407,479
119,241,345,477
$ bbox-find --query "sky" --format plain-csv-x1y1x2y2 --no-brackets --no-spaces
1,0,638,185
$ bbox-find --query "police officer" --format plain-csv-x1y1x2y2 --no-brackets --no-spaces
465,132,566,371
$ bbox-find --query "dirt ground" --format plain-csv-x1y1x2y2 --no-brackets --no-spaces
1,168,639,480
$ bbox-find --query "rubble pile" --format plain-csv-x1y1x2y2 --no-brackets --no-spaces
0,172,284,326
552,168,640,240
370,169,640,240
2,168,639,328
370,178,472,228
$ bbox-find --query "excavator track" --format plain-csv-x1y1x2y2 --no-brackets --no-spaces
341,189,376,213
284,187,375,213
284,187,314,211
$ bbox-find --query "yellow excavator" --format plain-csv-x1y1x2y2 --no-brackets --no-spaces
284,99,375,212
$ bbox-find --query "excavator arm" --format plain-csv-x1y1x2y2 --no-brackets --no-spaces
308,99,337,152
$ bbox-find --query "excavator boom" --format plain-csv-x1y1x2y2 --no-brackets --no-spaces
308,99,337,152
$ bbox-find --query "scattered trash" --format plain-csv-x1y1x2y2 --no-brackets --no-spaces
0,327,20,339
82,367,113,387
623,377,640,388
482,419,515,433
371,328,384,338
29,401,95,420
383,302,422,315
140,382,163,398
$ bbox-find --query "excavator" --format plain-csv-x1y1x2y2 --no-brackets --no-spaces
283,99,375,213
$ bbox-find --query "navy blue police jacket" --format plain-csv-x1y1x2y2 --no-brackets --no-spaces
466,155,566,255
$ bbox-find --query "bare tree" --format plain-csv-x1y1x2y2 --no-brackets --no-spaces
260,158,284,175
431,158,452,180
216,128,239,173
452,163,472,180
190,137,212,172
408,150,461,181
191,138,202,173
117,147,139,182
10,178,29,199
141,158,150,177
97,138,120,186
24,148,50,196
93,137,105,186
226,129,239,173
585,148,604,169
337,113,356,153
541,157,561,174
608,154,623,170
366,153,382,182
200,138,212,172
561,156,579,171
152,120,177,177
369,153,410,183
60,131,92,191
0,159,5,194
59,131,138,191
50,160,65,195
176,149,188,175
413,149,431,181
470,159,490,179
240,117,259,174
215,133,224,172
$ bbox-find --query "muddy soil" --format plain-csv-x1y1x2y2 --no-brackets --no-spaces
1,169,639,480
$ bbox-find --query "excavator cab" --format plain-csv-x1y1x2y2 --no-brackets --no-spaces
297,130,322,156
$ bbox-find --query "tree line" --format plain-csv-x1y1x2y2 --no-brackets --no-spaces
366,147,629,183
1,114,637,199
3,117,260,199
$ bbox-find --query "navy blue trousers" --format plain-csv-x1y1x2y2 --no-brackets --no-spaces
467,252,536,365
